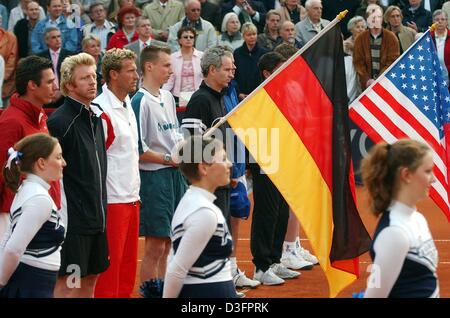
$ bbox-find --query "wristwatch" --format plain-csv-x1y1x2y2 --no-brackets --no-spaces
163,153,172,163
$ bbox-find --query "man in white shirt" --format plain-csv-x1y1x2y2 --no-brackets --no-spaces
81,1,116,51
8,0,46,31
124,16,167,77
92,48,141,298
131,45,187,298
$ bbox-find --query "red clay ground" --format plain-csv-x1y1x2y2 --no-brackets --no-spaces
132,187,450,298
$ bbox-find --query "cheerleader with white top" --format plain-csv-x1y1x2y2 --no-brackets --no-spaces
0,133,66,298
361,139,439,298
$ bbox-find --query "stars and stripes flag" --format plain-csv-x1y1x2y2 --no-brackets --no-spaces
349,30,450,221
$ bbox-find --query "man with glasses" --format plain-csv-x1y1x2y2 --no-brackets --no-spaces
167,0,217,52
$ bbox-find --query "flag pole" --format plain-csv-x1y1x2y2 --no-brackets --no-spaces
203,10,349,138
349,24,437,107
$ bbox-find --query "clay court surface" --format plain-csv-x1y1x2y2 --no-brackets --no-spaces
132,187,450,298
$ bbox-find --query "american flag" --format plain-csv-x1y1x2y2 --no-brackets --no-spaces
349,31,450,221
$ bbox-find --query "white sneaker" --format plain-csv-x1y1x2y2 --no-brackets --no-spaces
298,247,319,265
281,251,314,270
270,263,301,279
253,268,285,285
233,268,261,288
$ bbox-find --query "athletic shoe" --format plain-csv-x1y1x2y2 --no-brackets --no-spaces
298,247,319,265
253,268,285,285
281,251,314,270
270,263,301,279
233,268,261,288
236,290,246,298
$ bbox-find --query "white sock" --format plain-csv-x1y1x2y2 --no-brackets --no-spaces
230,257,238,272
295,236,301,251
284,241,296,254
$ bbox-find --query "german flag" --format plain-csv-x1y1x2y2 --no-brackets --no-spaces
227,22,371,297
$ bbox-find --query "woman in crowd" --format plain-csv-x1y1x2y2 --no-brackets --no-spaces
431,9,450,88
163,26,203,107
233,23,268,100
384,5,417,54
82,35,104,94
362,139,439,298
163,136,236,298
0,133,66,298
107,5,139,49
343,15,366,56
218,12,244,52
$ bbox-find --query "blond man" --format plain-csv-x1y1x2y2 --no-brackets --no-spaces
48,53,110,298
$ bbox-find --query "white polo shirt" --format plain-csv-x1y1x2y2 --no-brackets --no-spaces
93,85,141,204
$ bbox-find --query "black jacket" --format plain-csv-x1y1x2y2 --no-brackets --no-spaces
13,18,32,59
47,97,108,235
233,42,268,95
402,4,433,33
201,1,222,31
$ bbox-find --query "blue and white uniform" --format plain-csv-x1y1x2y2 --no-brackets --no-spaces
163,186,236,298
365,201,439,298
0,174,65,297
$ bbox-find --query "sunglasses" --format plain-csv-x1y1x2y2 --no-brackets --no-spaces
182,35,195,39
190,8,200,12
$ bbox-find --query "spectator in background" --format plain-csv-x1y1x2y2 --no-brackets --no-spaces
62,0,83,28
167,0,217,52
343,15,367,56
8,0,46,31
353,4,400,89
81,35,103,93
278,20,302,48
276,0,306,25
37,27,75,107
0,17,18,106
222,0,267,34
109,0,136,23
14,1,43,59
343,16,366,103
402,0,432,33
163,26,203,106
355,0,387,18
384,5,417,54
31,0,79,53
124,16,167,78
81,2,116,51
257,10,283,51
431,9,450,87
0,4,7,30
107,5,139,49
234,22,268,100
218,12,244,51
295,0,329,46
443,2,450,28
200,0,222,31
141,0,184,42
